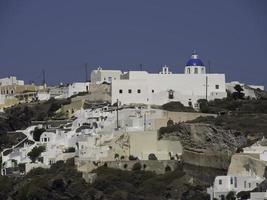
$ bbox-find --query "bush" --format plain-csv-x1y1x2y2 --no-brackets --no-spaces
167,119,174,127
226,191,235,200
32,128,45,141
27,146,45,163
161,101,195,112
158,124,182,135
129,155,138,160
165,165,172,172
148,153,158,160
132,162,142,171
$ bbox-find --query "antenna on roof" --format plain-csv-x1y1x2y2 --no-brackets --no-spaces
208,60,211,73
85,63,88,82
42,69,46,85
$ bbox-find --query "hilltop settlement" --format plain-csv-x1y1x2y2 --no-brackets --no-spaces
1,52,267,200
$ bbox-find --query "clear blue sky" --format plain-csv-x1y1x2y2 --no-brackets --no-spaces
0,0,266,86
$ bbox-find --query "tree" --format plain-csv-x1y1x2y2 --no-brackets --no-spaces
129,155,138,160
165,165,171,172
132,162,142,171
27,146,45,163
226,191,235,200
148,153,158,160
32,128,45,141
114,153,119,159
233,84,245,100
167,119,174,127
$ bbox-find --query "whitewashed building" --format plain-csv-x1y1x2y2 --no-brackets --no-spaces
49,82,90,99
91,67,122,84
250,191,267,200
67,82,90,97
207,175,264,200
0,76,24,86
111,52,227,108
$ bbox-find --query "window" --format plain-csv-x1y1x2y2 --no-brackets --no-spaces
219,179,222,185
119,89,123,94
230,177,233,184
188,101,192,107
187,68,190,74
244,181,247,188
234,177,237,188
248,183,251,188
215,85,219,89
168,90,174,99
137,89,141,93
128,89,132,94
201,67,205,74
194,68,198,74
152,89,154,93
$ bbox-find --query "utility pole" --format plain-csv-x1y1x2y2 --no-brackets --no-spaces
85,63,88,82
205,76,208,101
116,99,119,129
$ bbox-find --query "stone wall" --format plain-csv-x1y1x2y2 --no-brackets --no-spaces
154,111,216,129
76,159,182,175
182,149,231,170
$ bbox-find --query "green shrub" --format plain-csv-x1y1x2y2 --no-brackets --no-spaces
27,146,46,163
132,162,142,171
161,101,195,112
32,128,45,141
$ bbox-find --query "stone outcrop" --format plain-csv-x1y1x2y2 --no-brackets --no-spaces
161,123,246,154
161,123,247,170
228,154,267,177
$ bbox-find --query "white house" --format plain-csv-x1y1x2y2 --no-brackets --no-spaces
91,67,122,84
207,175,264,200
49,82,90,99
0,76,24,86
111,52,227,108
67,82,90,97
250,191,267,200
36,91,51,101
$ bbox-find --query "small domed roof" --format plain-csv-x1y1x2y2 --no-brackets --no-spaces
186,51,204,66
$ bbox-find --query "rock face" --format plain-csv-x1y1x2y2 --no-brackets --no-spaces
160,123,247,170
161,123,246,154
228,154,267,177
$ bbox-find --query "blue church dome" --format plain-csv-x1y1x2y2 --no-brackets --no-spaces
186,51,204,66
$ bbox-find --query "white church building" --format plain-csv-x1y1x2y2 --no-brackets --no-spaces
92,52,227,108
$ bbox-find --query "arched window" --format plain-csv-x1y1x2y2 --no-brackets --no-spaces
194,68,198,74
187,68,190,74
201,68,205,74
